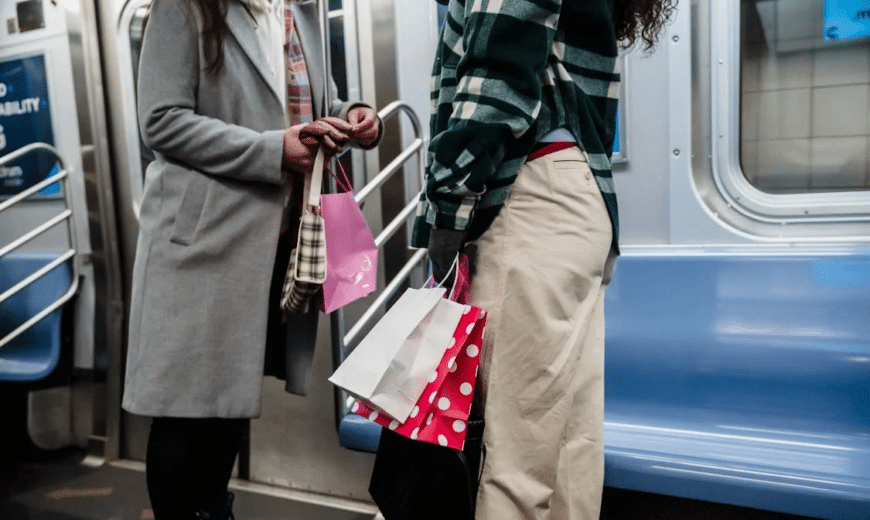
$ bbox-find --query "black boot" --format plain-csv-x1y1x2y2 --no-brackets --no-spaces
194,492,234,520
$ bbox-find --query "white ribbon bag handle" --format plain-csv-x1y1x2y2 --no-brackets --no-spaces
302,146,326,213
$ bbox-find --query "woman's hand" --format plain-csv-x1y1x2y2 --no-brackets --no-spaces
347,106,379,148
284,110,377,175
299,117,353,154
283,118,354,173
282,124,319,173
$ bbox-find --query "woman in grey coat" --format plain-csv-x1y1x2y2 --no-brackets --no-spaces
124,0,380,517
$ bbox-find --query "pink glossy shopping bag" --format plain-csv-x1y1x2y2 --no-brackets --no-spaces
318,162,377,313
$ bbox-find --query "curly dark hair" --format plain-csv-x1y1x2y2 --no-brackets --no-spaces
612,0,678,50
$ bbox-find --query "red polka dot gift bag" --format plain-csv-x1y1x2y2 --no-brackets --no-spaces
345,254,486,450
350,303,485,450
329,253,479,424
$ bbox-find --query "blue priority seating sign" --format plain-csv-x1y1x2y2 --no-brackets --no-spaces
824,0,870,41
0,54,59,199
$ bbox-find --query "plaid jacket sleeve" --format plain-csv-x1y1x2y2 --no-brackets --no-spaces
425,0,561,232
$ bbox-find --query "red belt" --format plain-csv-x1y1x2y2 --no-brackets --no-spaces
526,141,576,162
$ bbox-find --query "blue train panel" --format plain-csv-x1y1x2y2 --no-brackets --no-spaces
604,252,870,519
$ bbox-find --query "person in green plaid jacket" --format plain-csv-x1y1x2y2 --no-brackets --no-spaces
412,1,675,518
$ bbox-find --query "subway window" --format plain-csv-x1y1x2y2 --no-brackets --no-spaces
740,0,870,194
328,3,348,100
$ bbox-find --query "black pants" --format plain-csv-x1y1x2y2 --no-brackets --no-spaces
146,417,245,519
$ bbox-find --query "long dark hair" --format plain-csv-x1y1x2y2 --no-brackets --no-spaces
184,0,231,75
612,0,677,50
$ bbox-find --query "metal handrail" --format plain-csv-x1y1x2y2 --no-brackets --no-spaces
0,143,80,350
331,101,428,427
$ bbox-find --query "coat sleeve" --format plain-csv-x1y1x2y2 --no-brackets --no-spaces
425,0,560,232
137,0,285,185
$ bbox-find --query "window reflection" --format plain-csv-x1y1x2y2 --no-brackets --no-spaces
740,0,870,194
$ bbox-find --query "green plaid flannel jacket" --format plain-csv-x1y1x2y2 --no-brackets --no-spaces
412,0,621,250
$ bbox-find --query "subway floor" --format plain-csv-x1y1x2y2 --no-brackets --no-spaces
0,448,374,520
1,448,820,520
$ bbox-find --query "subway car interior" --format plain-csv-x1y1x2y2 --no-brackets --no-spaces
1,0,868,519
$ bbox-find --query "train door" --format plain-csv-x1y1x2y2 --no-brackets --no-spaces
95,0,156,463
236,0,440,502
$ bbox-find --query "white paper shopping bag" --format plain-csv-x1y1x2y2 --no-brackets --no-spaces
328,287,446,404
367,296,468,422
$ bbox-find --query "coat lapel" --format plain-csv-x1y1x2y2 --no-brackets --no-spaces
225,2,284,108
290,1,326,117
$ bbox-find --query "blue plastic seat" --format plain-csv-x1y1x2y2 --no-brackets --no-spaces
603,254,870,519
338,413,381,452
0,253,72,382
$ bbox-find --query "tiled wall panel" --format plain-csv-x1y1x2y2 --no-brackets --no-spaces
740,0,870,193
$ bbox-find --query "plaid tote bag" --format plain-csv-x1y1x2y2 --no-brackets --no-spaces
281,147,328,314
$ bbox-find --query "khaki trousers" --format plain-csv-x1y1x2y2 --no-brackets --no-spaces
469,147,614,520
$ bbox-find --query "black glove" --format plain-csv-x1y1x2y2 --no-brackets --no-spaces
428,228,466,286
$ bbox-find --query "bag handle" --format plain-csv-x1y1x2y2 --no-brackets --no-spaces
305,145,326,210
427,254,459,291
434,254,459,289
326,157,353,193
307,147,353,208
426,253,471,303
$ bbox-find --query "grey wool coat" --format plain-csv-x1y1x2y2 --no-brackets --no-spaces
124,0,357,418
